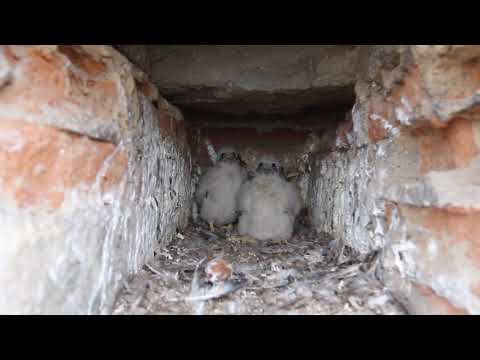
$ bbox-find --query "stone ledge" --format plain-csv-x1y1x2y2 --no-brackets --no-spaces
150,45,358,115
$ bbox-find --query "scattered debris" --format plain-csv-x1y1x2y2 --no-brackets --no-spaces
186,280,246,303
230,235,257,246
184,256,245,315
144,263,163,276
222,224,233,232
113,215,406,315
287,172,301,179
198,228,219,241
205,258,233,283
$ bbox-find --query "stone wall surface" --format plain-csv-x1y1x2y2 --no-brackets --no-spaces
113,45,152,77
309,45,480,314
3,44,480,315
150,45,358,115
0,45,192,314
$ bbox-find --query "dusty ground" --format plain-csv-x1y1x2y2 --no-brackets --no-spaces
112,215,407,315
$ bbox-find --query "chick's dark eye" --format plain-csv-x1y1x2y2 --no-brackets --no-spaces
259,162,263,167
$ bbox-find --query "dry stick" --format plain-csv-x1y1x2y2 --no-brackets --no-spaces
122,278,133,294
189,257,207,297
145,263,163,276
186,281,246,302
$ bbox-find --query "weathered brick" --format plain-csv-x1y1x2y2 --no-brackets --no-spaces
0,118,127,210
190,126,318,168
389,66,434,128
113,45,151,76
385,205,480,314
413,117,479,175
0,45,138,143
409,283,469,315
312,45,480,314
0,46,192,315
411,45,480,123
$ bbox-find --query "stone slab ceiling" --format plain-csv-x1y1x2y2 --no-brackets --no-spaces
149,45,359,115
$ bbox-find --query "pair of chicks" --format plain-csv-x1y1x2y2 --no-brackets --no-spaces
195,146,302,242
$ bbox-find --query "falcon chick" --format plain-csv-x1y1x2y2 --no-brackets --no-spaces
195,146,247,226
236,155,302,242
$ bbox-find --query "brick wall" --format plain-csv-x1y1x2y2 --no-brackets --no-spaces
309,45,480,314
113,45,152,76
0,45,192,314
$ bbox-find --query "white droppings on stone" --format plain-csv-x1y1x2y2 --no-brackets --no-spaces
205,138,217,165
395,107,412,126
401,97,413,112
374,220,384,235
428,273,480,315
368,293,390,308
369,114,400,137
376,143,386,157
427,239,438,257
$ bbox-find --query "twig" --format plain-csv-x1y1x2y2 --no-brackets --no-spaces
198,228,219,241
190,257,207,295
185,280,246,302
122,279,133,293
145,263,163,276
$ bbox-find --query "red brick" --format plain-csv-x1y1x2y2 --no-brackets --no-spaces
414,126,457,175
413,117,479,175
396,206,480,314
411,282,469,315
422,208,480,265
190,126,317,166
445,117,479,168
57,45,107,77
0,46,124,136
0,118,127,210
367,96,396,142
384,202,396,229
389,66,432,123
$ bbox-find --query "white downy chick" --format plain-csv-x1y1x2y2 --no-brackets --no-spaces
236,155,302,242
195,146,247,226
